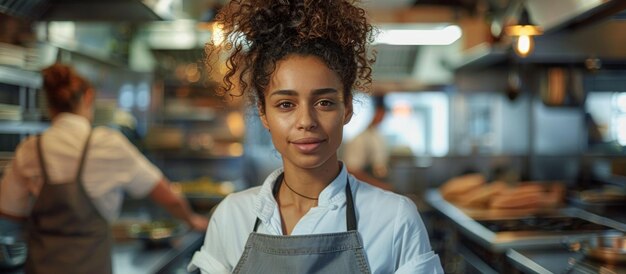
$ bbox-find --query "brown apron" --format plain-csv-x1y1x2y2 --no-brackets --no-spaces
25,131,112,274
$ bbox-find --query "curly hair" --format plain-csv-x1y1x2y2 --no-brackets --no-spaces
206,0,375,113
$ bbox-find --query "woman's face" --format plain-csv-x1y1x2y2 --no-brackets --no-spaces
260,55,352,171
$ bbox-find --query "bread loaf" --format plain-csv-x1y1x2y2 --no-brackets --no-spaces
440,173,486,202
542,183,565,207
458,181,508,208
489,184,545,209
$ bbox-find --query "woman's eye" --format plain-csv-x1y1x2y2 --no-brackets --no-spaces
317,100,335,107
277,102,294,109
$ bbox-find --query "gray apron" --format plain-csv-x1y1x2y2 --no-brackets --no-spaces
233,174,371,274
25,131,112,274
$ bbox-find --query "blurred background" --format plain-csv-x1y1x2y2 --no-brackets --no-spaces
1,0,626,273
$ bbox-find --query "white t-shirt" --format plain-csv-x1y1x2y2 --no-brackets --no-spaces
0,113,161,222
188,165,443,274
344,127,389,175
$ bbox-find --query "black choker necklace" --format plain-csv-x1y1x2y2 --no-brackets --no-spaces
283,177,319,200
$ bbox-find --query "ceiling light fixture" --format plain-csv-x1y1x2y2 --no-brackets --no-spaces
505,9,542,58
374,25,462,46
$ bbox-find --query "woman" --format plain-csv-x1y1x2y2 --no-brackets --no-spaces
0,64,208,274
188,0,443,273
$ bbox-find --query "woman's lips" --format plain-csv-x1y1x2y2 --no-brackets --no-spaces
291,138,325,153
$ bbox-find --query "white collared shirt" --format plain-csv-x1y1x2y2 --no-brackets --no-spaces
0,113,161,221
189,165,443,274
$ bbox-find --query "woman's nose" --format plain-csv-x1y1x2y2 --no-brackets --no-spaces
296,106,317,131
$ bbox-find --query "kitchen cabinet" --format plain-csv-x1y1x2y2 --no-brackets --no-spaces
0,65,49,152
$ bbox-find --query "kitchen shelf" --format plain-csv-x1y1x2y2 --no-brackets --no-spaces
149,150,242,160
0,121,50,134
0,66,41,88
160,115,216,123
52,43,129,69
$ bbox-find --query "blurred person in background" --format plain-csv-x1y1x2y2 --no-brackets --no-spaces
0,63,208,274
344,94,393,191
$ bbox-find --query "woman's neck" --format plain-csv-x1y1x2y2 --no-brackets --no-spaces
276,159,342,235
50,109,92,122
280,159,341,206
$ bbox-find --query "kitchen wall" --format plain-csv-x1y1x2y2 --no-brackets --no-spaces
384,67,626,194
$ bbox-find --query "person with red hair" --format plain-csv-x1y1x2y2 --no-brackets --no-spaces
0,63,208,274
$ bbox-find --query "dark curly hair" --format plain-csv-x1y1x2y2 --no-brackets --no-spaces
205,0,375,114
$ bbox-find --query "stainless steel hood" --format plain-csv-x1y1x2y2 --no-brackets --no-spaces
526,0,626,33
0,0,48,20
457,0,626,70
40,0,162,22
0,0,163,21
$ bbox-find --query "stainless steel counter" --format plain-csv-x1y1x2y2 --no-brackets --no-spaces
506,248,575,274
424,189,626,252
113,230,204,274
507,247,626,274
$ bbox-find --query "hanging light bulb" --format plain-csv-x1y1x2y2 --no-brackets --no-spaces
516,33,532,57
505,9,542,58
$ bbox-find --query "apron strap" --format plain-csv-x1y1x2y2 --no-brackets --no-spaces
253,218,262,232
253,174,358,232
345,181,357,231
75,130,93,182
36,135,51,184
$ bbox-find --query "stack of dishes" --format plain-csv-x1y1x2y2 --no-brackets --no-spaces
0,43,25,68
0,103,22,121
22,45,41,71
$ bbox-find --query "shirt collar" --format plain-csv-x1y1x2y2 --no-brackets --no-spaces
52,113,91,133
254,163,349,223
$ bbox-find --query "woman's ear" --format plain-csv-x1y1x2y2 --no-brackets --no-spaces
258,104,270,129
343,101,353,125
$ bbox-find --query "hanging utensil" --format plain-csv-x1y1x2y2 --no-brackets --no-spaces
506,68,521,101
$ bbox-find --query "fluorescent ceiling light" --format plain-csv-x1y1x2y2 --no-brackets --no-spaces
374,25,462,45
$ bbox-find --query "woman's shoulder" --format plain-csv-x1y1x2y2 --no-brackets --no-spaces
224,186,262,204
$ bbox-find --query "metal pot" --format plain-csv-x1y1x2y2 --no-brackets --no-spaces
569,232,626,265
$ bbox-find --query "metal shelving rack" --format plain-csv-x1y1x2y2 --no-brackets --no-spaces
0,66,50,151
